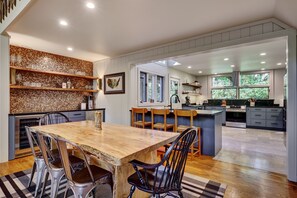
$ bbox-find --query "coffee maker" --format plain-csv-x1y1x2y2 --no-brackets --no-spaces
88,95,94,109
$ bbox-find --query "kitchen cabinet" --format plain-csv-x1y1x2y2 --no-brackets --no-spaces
205,106,226,124
246,107,284,130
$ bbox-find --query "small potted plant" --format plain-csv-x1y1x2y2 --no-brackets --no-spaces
249,98,256,107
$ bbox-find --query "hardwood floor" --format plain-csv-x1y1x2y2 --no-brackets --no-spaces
1,155,297,197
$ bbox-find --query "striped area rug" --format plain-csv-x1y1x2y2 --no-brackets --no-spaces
0,169,227,198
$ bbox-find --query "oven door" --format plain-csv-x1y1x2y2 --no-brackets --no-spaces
226,111,246,122
15,114,44,158
226,111,246,128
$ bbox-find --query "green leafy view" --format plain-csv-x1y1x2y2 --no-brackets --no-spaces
239,87,269,99
212,76,233,87
240,73,269,86
211,89,237,99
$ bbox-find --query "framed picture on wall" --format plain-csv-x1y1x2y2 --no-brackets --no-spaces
104,72,125,94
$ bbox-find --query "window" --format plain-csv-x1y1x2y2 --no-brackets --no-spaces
239,87,269,99
212,88,237,99
240,72,270,86
169,78,180,103
211,75,235,99
139,71,164,104
212,76,233,87
239,72,270,99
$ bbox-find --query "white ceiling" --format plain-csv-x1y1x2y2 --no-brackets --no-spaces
6,0,297,62
162,38,287,75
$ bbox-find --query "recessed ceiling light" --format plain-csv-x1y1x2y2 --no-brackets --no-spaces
261,61,266,64
198,71,202,74
86,2,95,9
187,66,192,69
59,20,68,26
67,47,73,51
230,65,235,68
261,68,265,70
224,58,229,61
214,73,218,75
277,63,282,66
260,53,267,56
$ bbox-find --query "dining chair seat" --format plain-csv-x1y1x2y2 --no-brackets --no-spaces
72,165,112,184
133,121,152,127
153,123,174,129
128,167,167,192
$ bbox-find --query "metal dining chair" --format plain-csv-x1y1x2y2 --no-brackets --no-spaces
36,132,84,198
39,112,70,125
127,128,197,198
25,126,46,197
56,137,113,198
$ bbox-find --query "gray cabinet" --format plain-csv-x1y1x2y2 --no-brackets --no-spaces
62,111,86,122
246,107,284,130
205,106,226,124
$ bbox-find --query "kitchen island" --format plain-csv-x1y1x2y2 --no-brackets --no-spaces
131,109,223,156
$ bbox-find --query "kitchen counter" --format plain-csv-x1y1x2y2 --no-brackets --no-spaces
9,108,106,116
131,108,223,156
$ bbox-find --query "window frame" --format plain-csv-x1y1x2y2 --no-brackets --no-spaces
238,71,272,99
137,68,166,107
208,71,273,99
210,74,236,99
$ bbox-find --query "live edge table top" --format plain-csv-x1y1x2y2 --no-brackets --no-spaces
31,121,179,166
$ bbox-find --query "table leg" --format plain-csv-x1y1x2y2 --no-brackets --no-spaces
91,150,158,198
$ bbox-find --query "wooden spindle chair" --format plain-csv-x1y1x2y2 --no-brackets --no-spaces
127,128,197,198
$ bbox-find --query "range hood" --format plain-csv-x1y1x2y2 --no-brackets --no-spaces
231,71,240,87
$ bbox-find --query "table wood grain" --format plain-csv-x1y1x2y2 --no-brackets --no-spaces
31,121,179,198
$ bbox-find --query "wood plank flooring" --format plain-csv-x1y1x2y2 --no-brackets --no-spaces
1,155,297,197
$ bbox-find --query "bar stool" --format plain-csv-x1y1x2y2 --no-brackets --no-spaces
151,109,174,131
131,108,152,128
174,109,201,159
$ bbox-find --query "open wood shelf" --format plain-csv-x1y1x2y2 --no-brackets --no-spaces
10,85,98,93
10,66,98,80
182,91,202,95
182,83,201,88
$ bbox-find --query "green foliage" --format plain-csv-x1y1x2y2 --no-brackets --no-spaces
212,89,237,99
212,76,233,87
239,88,269,99
240,73,269,86
211,73,270,99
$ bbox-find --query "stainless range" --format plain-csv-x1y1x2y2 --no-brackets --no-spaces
225,106,246,128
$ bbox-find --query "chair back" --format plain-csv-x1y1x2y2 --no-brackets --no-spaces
174,109,197,130
36,132,60,169
131,108,148,127
25,126,40,158
151,108,170,128
39,112,70,126
56,137,95,184
154,128,196,192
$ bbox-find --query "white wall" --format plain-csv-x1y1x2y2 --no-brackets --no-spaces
93,61,198,125
196,68,286,104
0,34,10,162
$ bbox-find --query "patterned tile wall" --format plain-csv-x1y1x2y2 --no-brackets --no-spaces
10,45,94,113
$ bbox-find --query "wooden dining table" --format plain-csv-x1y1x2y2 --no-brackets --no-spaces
30,121,179,198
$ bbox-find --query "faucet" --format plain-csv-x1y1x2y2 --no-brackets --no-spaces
169,94,180,110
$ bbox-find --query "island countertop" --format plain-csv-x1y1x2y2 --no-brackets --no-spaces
130,108,223,115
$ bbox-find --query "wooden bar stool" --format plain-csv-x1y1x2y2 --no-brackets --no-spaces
131,108,152,128
174,109,201,159
151,108,174,131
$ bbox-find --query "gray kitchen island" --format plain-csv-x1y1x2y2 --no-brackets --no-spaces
131,109,223,156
